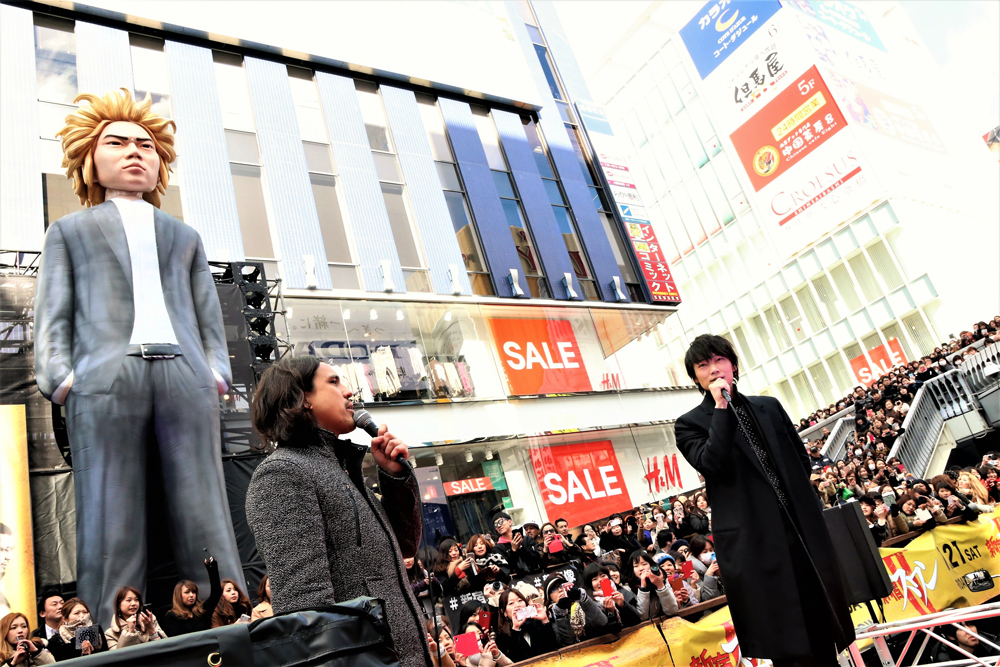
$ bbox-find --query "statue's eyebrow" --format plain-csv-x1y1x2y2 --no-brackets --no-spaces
102,134,153,143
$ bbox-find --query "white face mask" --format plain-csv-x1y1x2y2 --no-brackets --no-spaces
700,553,713,564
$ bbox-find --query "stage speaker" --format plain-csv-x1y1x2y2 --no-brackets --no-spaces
823,502,892,604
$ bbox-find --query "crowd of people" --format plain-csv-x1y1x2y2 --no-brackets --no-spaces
408,495,722,666
792,315,1000,549
0,560,274,665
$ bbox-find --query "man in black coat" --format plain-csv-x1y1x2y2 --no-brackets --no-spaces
674,335,854,666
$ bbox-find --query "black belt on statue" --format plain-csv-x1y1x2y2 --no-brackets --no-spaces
126,344,183,359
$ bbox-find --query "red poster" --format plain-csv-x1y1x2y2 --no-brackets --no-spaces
624,220,681,303
487,318,592,395
730,65,848,192
444,477,494,496
850,338,908,387
529,440,633,528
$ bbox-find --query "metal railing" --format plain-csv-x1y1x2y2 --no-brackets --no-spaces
889,370,980,476
820,417,856,462
798,404,855,443
961,340,1000,393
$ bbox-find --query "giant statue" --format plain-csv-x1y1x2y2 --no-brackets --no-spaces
34,89,243,628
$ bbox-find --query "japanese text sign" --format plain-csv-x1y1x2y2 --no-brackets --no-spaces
730,65,847,191
487,318,592,396
781,0,885,51
850,338,908,386
529,440,633,528
444,477,495,496
679,0,782,79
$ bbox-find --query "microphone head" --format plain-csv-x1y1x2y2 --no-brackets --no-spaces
352,408,373,429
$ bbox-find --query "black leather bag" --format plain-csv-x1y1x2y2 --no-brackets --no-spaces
66,597,400,667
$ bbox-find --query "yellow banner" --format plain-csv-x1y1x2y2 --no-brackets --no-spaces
530,510,1000,667
0,405,36,628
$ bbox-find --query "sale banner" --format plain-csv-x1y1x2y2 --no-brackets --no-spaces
849,338,908,387
730,64,848,192
528,440,632,528
443,477,494,496
487,317,592,396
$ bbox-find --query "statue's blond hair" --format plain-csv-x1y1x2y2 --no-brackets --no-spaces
56,88,176,208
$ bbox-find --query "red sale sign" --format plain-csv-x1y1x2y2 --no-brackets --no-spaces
444,477,494,496
730,65,848,192
529,440,633,528
487,318,592,396
850,338,908,387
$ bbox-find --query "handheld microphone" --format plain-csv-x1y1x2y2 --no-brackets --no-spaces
721,388,732,404
353,408,412,470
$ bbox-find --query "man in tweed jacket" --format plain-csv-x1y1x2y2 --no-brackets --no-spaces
246,357,432,667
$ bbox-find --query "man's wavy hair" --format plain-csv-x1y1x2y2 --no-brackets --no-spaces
56,88,176,208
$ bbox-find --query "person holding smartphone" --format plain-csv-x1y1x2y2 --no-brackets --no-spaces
626,552,679,620
675,335,853,667
105,587,166,649
494,590,557,663
0,613,56,665
45,598,107,660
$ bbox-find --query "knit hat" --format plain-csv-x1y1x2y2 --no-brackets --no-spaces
491,511,512,533
670,539,690,551
513,581,541,603
543,575,567,602
653,552,674,566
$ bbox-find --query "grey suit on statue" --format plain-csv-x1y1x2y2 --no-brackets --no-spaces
34,200,243,629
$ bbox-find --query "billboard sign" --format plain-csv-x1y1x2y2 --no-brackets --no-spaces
850,338,908,386
679,0,783,79
486,318,593,396
781,0,886,51
730,65,848,191
576,102,682,303
444,477,495,496
529,440,633,528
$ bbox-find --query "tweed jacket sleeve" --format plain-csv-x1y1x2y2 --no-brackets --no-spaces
246,458,337,611
376,468,422,559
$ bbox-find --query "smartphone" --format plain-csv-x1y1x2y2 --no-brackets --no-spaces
681,561,694,578
548,539,564,553
881,492,896,507
669,577,685,592
600,578,615,598
710,552,716,562
469,558,478,575
477,610,492,629
561,582,574,595
915,508,932,522
609,518,622,527
514,606,537,621
673,507,683,523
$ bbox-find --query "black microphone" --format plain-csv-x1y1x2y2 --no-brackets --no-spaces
721,388,732,404
353,408,412,470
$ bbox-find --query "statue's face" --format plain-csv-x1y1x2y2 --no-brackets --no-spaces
93,121,160,193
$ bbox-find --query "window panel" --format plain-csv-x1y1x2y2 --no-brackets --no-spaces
225,130,260,164
444,191,484,273
42,173,83,228
373,152,401,183
791,371,817,414
825,352,852,395
701,163,734,224
303,141,334,173
811,273,842,321
492,170,516,199
542,179,565,206
661,123,693,177
807,362,836,406
598,211,638,283
380,183,421,268
686,175,720,233
829,263,862,312
214,53,254,132
288,70,328,144
356,84,392,152
880,321,913,361
563,125,594,185
417,98,454,162
435,161,462,191
779,296,806,342
231,163,273,258
520,117,555,178
638,144,665,196
472,111,507,171
131,37,172,119
657,79,684,117
732,323,756,368
671,190,706,247
675,110,708,167
902,313,935,356
867,239,904,291
847,253,881,303
533,44,564,100
644,87,672,128
764,305,792,350
650,134,680,188
309,173,352,264
634,98,659,139
795,285,826,332
552,207,589,278
34,17,77,105
622,110,646,147
749,313,774,358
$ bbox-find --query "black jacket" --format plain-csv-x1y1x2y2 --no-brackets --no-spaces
495,619,559,663
675,392,854,659
161,560,223,637
46,624,110,661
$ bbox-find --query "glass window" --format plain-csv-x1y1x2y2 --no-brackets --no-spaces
866,240,904,291
41,173,83,228
881,321,914,362
732,323,756,368
847,253,882,303
791,371,818,414
598,211,638,284
795,285,826,333
807,362,836,406
38,101,75,143
213,52,255,132
517,0,538,25
492,170,516,198
303,141,334,173
525,23,543,44
811,273,842,322
552,206,590,279
829,263,862,312
435,162,462,191
749,313,774,359
380,183,420,268
34,16,77,105
472,110,506,171
533,44,564,101
503,202,541,278
542,179,564,206
825,352,852,394
373,152,401,183
310,173,352,265
231,163,273,258
288,68,328,144
130,35,172,119
521,117,554,178
225,130,260,164
779,296,806,342
902,313,935,355
444,191,484,273
764,305,792,351
417,97,454,162
355,83,391,152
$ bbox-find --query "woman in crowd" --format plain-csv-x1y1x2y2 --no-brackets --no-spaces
252,575,273,620
161,557,222,636
1,613,55,665
582,563,641,628
685,498,711,536
687,535,723,601
106,586,166,649
626,552,679,620
958,471,993,508
582,524,603,558
406,556,435,600
458,617,511,667
657,555,699,609
599,516,641,565
898,492,947,532
211,580,253,628
693,493,712,531
494,589,558,663
46,598,107,660
544,574,617,646
668,500,696,539
465,534,510,591
434,539,472,595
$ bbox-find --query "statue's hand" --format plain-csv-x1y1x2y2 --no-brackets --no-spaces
53,371,74,405
212,369,228,396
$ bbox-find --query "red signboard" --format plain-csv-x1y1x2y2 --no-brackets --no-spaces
444,477,494,496
850,338,908,387
730,65,848,192
529,440,633,528
487,318,592,396
623,218,682,303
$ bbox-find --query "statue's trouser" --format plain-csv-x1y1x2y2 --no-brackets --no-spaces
66,356,243,629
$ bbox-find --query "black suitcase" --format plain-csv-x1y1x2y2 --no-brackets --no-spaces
66,597,400,667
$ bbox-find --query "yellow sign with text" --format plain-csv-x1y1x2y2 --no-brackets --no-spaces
530,511,1000,667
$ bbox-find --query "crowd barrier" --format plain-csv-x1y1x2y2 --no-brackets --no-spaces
821,416,856,462
512,510,1000,666
962,342,1000,426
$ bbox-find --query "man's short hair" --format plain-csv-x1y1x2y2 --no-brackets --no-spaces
37,589,62,614
655,529,673,548
683,334,740,393
555,518,568,527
